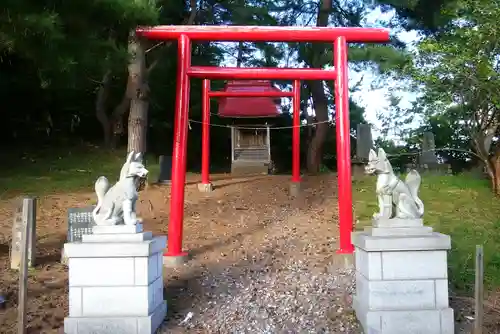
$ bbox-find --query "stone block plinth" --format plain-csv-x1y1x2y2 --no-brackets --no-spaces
352,219,454,334
197,182,213,193
64,224,167,334
289,182,301,197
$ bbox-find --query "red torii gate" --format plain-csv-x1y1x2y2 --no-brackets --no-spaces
135,26,390,265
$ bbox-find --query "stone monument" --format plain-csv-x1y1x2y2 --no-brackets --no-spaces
157,155,172,185
353,124,374,175
421,131,438,165
356,124,374,161
352,148,454,334
64,151,167,334
10,197,36,269
406,131,451,174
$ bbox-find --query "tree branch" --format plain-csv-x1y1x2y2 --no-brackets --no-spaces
145,0,198,75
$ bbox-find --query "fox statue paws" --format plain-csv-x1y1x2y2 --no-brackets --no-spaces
124,216,143,225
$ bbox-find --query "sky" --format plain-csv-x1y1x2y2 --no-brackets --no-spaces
219,7,422,139
349,8,420,138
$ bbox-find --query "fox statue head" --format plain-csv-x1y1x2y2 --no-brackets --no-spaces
365,148,393,175
122,151,149,179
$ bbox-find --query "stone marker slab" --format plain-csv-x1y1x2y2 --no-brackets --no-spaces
10,197,36,269
158,155,172,184
356,124,373,160
67,207,96,242
420,131,438,164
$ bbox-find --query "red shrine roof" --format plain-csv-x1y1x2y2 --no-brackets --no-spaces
217,80,281,118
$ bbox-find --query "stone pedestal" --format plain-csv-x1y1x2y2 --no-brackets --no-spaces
289,182,301,197
352,219,454,334
352,161,366,177
64,224,167,334
197,182,213,193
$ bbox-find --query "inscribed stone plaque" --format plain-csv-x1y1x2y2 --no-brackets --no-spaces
420,131,438,164
158,155,172,184
67,207,96,242
356,124,373,160
10,197,36,269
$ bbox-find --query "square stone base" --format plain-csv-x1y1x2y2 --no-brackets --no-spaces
64,301,167,334
289,182,301,197
354,297,454,334
352,229,454,334
197,182,213,192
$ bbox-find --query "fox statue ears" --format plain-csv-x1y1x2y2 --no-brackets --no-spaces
368,148,388,160
126,151,143,163
368,149,377,160
377,148,387,160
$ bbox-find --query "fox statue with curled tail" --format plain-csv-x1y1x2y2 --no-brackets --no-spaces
365,148,424,219
92,151,148,226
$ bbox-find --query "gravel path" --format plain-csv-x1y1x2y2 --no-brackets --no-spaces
158,175,361,333
178,263,358,333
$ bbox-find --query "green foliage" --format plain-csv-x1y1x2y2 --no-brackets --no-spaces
348,44,412,74
373,0,457,32
378,0,499,173
412,0,500,107
0,0,159,84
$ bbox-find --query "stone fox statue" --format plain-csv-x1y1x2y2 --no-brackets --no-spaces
365,148,424,219
92,151,148,226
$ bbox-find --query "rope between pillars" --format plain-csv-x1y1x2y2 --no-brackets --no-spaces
188,118,332,130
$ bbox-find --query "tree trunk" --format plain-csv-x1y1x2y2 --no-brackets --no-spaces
126,31,148,154
236,42,244,67
473,130,500,195
305,0,332,174
487,146,500,196
123,0,198,155
111,96,130,148
128,99,149,153
93,69,131,149
307,80,329,173
95,70,113,147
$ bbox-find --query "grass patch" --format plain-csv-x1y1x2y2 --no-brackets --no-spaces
353,173,500,295
0,146,160,199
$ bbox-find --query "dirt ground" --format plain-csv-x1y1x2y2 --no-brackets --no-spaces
0,174,355,333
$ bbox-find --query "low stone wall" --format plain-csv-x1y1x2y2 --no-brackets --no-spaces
231,162,270,175
405,163,452,175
